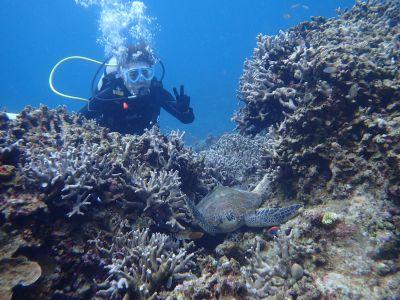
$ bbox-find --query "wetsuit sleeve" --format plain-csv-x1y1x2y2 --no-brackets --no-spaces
160,89,195,124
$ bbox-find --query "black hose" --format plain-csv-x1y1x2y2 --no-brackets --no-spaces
159,59,165,81
91,55,114,101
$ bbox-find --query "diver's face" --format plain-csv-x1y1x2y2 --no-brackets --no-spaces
121,61,154,97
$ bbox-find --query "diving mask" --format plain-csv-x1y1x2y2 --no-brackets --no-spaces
124,66,155,84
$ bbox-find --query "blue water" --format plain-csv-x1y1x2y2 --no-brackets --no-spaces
0,0,355,141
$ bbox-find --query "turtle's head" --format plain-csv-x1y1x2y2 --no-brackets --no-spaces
217,211,241,232
184,197,219,235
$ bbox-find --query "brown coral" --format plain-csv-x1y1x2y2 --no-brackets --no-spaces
0,256,42,300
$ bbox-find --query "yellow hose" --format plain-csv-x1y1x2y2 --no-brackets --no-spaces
49,56,118,102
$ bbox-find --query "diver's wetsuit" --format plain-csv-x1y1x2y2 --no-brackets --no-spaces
79,73,194,135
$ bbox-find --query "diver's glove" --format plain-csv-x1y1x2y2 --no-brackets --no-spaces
173,85,190,112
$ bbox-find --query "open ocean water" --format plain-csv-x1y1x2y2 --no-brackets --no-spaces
0,0,355,141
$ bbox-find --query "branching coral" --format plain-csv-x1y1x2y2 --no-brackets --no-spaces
118,165,190,230
22,138,114,217
128,127,218,196
91,224,196,299
2,105,216,226
242,231,319,299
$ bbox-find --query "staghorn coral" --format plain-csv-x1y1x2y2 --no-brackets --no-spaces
118,126,215,194
117,166,190,231
1,106,109,216
0,105,217,298
1,105,215,227
22,135,114,217
90,223,196,299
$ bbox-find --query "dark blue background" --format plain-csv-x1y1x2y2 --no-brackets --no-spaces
0,0,355,141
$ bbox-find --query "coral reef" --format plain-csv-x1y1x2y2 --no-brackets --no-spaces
90,223,196,299
235,0,400,205
0,106,215,299
2,106,213,228
1,0,400,299
235,0,399,135
225,0,400,298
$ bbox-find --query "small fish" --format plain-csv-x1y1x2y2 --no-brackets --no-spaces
283,13,292,20
291,4,310,10
266,226,280,237
348,83,359,99
175,231,204,240
323,66,338,74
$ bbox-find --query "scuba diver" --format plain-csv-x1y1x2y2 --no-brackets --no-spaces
78,45,195,135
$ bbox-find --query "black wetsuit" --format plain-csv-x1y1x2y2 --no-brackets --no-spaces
80,73,194,135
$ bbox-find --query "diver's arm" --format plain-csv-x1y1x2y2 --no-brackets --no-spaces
161,85,195,124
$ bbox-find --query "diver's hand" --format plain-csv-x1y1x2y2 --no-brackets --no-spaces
173,85,190,112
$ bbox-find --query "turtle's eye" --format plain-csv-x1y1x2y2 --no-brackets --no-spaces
226,212,235,221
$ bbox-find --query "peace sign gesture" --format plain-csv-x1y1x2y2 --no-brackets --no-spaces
173,85,190,112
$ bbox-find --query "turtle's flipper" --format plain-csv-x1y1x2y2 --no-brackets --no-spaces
245,204,302,227
184,197,219,235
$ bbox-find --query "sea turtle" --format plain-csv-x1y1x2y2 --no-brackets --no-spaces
185,174,302,235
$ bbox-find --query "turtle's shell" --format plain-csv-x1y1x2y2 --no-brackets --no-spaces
196,186,262,233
